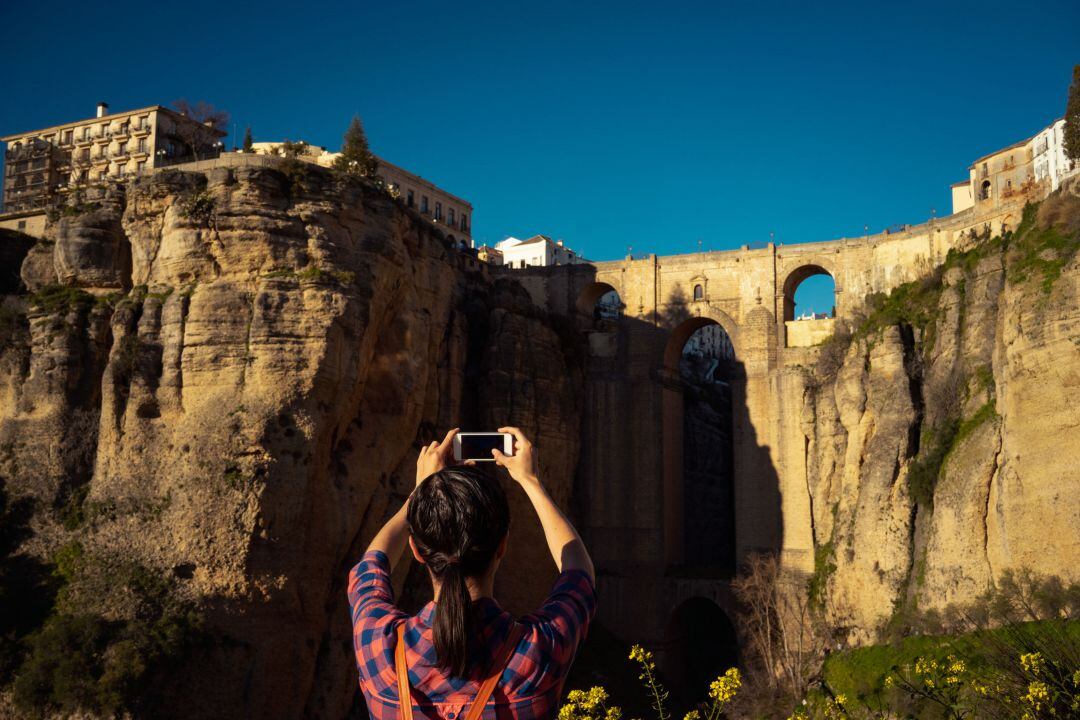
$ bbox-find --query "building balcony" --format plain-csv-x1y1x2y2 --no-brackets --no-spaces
132,124,152,136
91,155,110,165
114,127,131,140
74,136,93,147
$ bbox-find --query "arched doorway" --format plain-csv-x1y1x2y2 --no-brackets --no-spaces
576,281,623,320
666,598,740,707
662,315,737,572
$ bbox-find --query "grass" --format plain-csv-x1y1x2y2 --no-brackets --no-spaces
1007,201,1080,294
823,619,1080,711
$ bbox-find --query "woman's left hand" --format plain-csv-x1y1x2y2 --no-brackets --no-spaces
415,427,470,487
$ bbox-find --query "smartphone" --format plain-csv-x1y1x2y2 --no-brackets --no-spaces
453,432,513,462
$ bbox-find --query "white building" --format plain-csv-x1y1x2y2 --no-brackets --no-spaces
496,235,585,268
1031,118,1076,192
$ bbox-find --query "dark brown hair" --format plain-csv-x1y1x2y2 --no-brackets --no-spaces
407,466,510,676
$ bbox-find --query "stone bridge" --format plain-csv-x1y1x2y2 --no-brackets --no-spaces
511,199,1025,678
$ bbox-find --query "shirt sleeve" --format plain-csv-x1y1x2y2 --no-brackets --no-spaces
347,550,406,689
515,568,598,694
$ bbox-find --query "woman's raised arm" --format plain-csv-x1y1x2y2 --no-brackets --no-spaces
492,427,595,582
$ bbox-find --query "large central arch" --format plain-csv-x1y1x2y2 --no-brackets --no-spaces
661,309,739,569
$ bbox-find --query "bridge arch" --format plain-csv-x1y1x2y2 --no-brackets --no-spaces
664,597,740,706
576,281,623,319
781,263,836,322
662,312,739,570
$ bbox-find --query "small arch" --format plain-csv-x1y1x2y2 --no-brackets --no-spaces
979,179,992,201
665,598,740,706
692,283,704,301
781,264,835,323
576,281,622,319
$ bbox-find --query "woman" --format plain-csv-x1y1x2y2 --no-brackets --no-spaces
348,426,596,720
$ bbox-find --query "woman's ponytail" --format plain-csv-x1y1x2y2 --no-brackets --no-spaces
432,560,473,677
407,466,510,677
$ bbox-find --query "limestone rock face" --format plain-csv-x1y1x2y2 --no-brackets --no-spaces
802,192,1080,642
0,164,583,719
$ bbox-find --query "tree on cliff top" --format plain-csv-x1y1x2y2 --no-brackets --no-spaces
1065,65,1080,163
333,116,379,178
242,126,253,153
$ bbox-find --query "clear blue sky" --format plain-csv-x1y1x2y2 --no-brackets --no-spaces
2,0,1077,313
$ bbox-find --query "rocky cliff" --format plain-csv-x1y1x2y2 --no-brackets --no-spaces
800,186,1080,644
0,161,583,719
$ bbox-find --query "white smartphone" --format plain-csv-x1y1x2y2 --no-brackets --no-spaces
453,432,513,462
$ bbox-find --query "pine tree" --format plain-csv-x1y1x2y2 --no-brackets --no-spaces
333,116,379,177
1065,65,1080,163
242,126,254,153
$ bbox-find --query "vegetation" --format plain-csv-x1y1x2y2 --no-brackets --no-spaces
1006,199,1080,294
262,266,354,285
1065,64,1080,163
29,284,94,314
560,646,741,720
11,552,203,716
178,190,216,224
333,115,379,178
242,125,254,153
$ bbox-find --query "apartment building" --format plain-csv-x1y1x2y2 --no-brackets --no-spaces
249,142,474,247
1,103,226,219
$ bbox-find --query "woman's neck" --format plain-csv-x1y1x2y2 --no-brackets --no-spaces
432,573,496,602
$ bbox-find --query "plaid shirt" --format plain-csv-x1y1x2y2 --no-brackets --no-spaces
348,550,596,720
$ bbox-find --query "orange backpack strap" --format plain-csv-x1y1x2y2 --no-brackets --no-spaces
464,622,526,720
395,623,415,720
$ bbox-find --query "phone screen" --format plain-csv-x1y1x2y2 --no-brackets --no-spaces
458,433,508,461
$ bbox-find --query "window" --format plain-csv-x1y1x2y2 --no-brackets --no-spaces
435,202,443,220
17,220,26,231
421,196,429,213
81,148,90,161
117,162,127,176
136,160,146,175
119,122,128,134
63,129,73,144
407,189,414,207
693,284,704,301
118,141,128,155
137,138,147,153
449,208,455,225
83,127,91,141
461,213,468,231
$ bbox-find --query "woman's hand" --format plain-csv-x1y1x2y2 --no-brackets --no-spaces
492,426,540,486
416,427,471,487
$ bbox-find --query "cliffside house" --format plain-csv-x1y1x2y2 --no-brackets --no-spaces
248,141,474,247
950,116,1077,215
496,235,586,268
1,102,226,234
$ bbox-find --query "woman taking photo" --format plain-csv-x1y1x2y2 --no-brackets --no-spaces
347,427,596,720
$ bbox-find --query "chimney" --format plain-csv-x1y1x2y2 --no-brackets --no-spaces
96,102,109,118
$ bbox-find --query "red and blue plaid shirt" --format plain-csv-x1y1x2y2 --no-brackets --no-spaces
348,550,596,720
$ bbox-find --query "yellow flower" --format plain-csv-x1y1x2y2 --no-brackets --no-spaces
1020,652,1045,676
683,712,702,720
884,676,895,688
1024,680,1049,711
708,667,742,706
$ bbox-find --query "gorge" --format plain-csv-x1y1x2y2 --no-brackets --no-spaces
0,155,1077,718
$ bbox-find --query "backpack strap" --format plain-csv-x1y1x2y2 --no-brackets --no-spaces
464,622,526,720
395,621,527,720
395,623,415,720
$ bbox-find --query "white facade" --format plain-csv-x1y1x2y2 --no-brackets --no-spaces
496,235,585,268
1031,119,1076,192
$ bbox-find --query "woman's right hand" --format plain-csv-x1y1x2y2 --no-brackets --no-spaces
492,426,540,486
